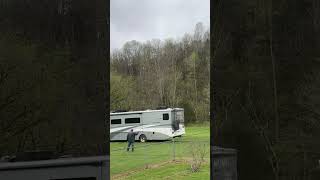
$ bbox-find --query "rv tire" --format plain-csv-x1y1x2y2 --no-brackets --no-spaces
139,134,147,143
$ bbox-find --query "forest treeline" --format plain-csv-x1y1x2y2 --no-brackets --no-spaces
110,22,210,123
212,0,320,179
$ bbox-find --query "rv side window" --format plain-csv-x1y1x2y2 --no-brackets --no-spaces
125,118,140,124
163,113,169,120
111,119,121,124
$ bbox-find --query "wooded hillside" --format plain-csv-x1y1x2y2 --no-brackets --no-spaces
110,22,210,123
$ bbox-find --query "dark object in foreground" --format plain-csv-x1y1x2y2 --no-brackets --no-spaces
310,161,320,180
0,155,109,180
212,146,238,180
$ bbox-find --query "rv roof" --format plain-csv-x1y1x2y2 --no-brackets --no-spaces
110,108,183,116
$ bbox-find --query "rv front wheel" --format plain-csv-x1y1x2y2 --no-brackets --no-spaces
139,134,147,143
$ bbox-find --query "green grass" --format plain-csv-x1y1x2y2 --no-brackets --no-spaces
124,162,210,180
110,124,210,179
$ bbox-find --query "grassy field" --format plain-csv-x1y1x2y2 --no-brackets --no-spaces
110,124,210,180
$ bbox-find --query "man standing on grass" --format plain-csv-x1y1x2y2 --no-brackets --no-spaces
127,129,138,152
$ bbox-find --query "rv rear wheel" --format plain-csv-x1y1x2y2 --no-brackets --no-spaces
139,134,147,143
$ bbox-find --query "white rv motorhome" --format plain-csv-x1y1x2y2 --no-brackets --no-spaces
110,108,185,142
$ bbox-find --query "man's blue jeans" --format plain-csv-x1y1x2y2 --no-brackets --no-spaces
127,141,134,152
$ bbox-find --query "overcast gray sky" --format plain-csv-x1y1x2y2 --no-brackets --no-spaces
110,0,210,52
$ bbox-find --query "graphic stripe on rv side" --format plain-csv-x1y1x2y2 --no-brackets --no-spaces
110,123,174,133
110,123,184,139
110,125,141,134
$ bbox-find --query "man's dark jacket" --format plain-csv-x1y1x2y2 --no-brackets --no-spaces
127,131,138,142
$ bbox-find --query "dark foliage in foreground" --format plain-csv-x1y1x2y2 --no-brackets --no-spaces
0,0,108,157
212,0,320,179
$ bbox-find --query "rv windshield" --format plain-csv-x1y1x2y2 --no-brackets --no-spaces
175,110,184,123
